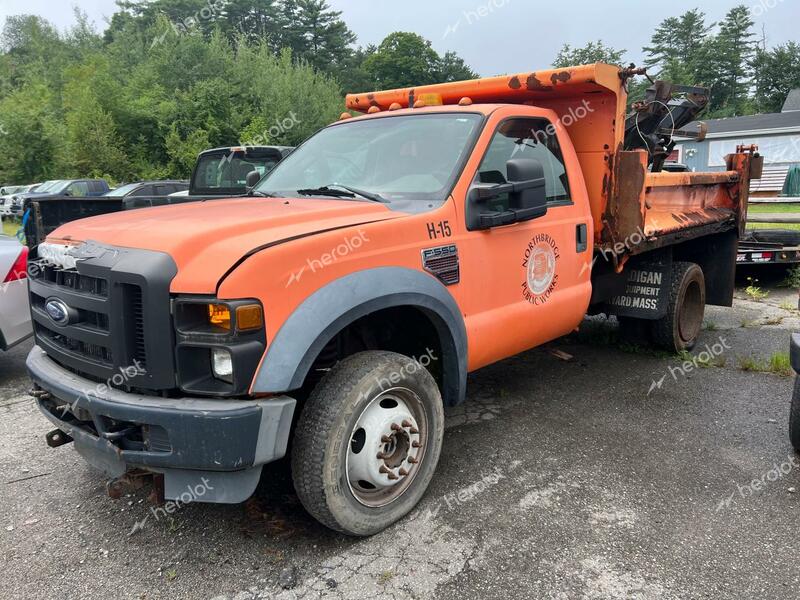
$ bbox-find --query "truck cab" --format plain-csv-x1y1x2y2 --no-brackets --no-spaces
26,63,758,536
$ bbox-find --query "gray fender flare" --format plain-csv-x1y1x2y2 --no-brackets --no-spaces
253,267,467,406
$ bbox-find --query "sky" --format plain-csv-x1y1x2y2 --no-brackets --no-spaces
0,0,797,76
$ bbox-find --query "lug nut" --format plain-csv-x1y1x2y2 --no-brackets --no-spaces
408,456,419,464
391,423,402,432
402,420,412,428
381,435,392,443
376,452,387,460
412,441,420,448
379,465,390,474
399,468,409,476
387,472,399,480
409,427,419,434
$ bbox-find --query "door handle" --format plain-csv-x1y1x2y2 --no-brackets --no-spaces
576,224,588,253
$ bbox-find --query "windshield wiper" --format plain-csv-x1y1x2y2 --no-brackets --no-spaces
248,190,276,198
296,184,390,204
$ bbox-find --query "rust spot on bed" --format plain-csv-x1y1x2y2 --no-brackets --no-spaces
525,73,552,92
550,71,571,86
509,76,521,90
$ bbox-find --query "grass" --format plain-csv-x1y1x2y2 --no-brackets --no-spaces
744,277,769,301
738,352,793,377
780,301,797,311
747,203,800,230
748,203,800,214
2,219,18,238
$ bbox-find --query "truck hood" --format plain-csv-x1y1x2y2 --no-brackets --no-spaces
47,196,404,293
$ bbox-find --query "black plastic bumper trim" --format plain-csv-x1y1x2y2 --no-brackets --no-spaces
27,346,295,472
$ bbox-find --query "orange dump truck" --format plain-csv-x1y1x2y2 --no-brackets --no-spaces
27,63,760,535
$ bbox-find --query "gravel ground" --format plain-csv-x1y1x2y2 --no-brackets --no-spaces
1,284,799,599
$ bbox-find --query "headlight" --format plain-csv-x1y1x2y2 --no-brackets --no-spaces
211,348,233,383
173,297,267,397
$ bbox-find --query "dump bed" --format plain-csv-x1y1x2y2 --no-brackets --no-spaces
346,63,762,266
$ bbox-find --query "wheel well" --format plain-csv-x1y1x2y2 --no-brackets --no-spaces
300,306,446,401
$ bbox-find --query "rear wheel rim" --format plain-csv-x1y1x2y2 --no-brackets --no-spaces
346,387,428,508
678,278,704,344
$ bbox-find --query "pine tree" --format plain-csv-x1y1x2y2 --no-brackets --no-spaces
711,5,756,116
552,41,626,68
752,42,800,113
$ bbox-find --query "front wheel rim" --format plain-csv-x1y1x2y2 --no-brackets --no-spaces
346,387,428,508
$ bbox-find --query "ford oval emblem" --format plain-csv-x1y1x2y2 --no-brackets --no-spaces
45,298,71,326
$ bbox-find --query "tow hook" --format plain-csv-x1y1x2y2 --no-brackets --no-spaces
29,388,52,401
45,429,73,448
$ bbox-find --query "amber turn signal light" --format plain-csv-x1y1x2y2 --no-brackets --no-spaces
235,304,264,331
207,304,232,330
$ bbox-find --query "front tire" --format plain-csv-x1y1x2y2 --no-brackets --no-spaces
291,351,444,536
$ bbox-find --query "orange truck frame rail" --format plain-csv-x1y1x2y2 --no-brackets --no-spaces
25,63,760,536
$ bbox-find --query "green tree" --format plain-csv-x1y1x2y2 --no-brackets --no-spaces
643,9,711,84
363,32,441,89
710,5,756,116
552,41,626,68
752,42,800,113
437,51,478,83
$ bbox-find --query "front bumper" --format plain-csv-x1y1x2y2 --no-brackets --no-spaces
27,346,296,504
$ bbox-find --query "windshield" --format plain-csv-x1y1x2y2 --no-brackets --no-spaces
104,182,141,197
35,180,67,193
255,113,483,211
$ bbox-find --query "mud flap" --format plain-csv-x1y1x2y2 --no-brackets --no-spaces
604,253,672,320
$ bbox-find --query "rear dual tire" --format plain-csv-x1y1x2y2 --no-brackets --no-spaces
620,262,706,353
651,262,706,352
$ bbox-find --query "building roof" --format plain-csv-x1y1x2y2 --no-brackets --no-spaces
783,89,800,112
683,110,800,139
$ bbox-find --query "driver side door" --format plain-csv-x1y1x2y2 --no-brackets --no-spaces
458,112,592,370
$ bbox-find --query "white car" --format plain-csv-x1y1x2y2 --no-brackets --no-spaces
0,235,32,350
0,184,39,217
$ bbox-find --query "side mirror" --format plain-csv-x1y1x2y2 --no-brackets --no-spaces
466,158,548,230
62,191,71,197
245,170,262,190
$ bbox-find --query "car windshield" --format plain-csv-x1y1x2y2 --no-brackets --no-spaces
36,180,67,193
255,113,483,211
104,183,141,197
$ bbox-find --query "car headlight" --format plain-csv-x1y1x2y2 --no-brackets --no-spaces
173,298,266,396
